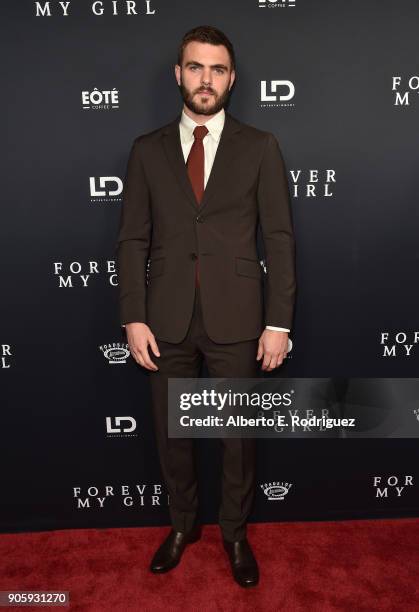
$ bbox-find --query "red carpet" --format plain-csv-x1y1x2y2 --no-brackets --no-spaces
1,519,418,611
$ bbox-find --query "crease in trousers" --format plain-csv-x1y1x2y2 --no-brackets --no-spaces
148,284,260,542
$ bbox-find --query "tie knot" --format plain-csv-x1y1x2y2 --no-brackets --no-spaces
193,125,209,141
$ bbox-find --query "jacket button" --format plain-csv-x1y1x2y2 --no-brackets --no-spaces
196,216,204,223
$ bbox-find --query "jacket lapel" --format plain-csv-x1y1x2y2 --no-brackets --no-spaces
162,110,242,214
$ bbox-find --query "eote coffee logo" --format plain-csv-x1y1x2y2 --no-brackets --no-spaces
260,481,293,500
82,88,119,110
258,0,296,8
99,343,130,364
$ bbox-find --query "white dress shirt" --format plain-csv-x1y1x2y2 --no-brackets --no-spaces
122,107,290,334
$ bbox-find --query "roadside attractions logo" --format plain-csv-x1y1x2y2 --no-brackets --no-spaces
99,343,130,364
260,481,293,501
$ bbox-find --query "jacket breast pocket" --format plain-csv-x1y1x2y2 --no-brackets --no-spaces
235,257,262,280
148,256,165,279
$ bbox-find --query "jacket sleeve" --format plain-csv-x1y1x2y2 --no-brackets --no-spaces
114,136,152,326
257,132,296,330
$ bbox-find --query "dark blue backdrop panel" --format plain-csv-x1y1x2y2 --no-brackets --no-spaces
1,0,418,532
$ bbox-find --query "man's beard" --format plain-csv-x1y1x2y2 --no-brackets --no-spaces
178,78,231,116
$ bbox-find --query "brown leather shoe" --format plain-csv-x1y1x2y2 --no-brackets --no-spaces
149,524,202,573
223,537,259,587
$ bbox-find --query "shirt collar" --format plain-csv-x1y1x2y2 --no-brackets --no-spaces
179,106,225,143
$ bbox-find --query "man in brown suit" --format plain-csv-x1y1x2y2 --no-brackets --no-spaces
115,25,296,588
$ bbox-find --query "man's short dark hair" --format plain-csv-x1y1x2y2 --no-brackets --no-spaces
177,25,236,72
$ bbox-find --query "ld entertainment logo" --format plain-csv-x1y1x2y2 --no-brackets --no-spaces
260,80,295,107
90,177,123,203
106,416,137,437
260,481,293,500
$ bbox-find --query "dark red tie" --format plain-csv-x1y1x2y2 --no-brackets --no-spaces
186,125,209,286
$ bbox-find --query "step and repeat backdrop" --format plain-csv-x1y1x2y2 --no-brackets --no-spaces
1,0,419,532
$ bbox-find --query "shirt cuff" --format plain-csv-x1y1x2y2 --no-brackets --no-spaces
265,325,290,332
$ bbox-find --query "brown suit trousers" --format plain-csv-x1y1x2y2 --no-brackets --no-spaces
149,283,260,542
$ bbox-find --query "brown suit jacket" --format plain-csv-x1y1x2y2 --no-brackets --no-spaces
115,110,296,344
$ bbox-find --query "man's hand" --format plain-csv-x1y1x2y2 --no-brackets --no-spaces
256,329,289,371
125,322,160,371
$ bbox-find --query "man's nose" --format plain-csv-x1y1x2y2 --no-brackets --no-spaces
201,69,212,85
